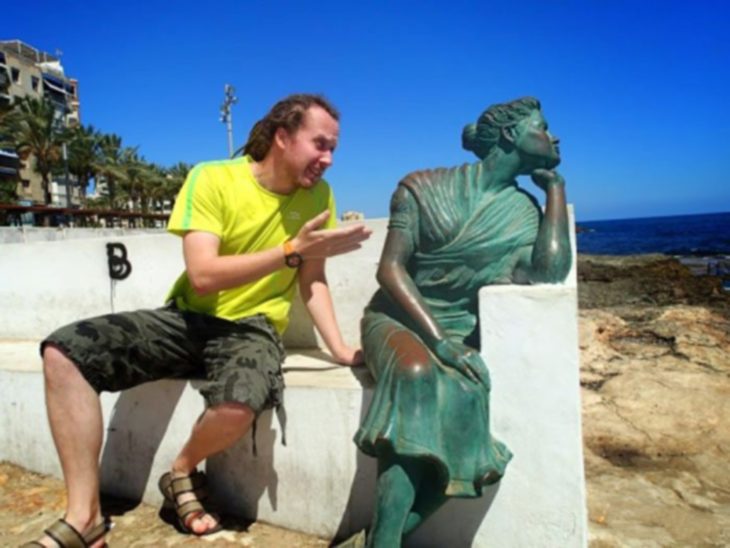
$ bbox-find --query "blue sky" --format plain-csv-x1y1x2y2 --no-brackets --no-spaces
5,0,729,221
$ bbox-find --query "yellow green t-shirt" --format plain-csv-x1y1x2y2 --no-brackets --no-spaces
166,156,336,334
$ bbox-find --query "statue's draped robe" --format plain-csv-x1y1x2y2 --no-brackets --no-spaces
354,161,541,497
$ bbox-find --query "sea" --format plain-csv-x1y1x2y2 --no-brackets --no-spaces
576,211,730,289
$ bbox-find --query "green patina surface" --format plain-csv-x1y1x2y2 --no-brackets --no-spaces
352,97,572,547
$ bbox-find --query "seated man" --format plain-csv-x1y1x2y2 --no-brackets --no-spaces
24,93,371,548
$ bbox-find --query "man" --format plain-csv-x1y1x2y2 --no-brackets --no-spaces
25,94,371,547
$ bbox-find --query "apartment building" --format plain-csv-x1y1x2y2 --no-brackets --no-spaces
0,39,80,205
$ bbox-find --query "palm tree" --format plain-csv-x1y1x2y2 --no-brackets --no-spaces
94,133,126,210
138,161,188,221
0,67,12,123
117,146,143,211
0,80,18,206
164,162,191,209
138,162,166,216
0,168,17,204
1,96,62,205
64,124,100,207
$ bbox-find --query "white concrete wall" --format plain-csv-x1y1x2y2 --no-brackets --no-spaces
0,211,586,546
0,360,377,539
0,219,388,348
0,227,165,244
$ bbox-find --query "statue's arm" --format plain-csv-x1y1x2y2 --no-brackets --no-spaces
377,186,489,385
377,187,446,346
513,169,572,284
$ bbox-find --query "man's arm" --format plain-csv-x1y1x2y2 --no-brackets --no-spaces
183,210,371,296
298,257,363,366
182,231,286,295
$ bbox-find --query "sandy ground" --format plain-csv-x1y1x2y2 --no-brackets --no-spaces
0,461,328,547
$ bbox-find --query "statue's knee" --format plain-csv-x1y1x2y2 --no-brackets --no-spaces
395,358,432,380
388,332,433,380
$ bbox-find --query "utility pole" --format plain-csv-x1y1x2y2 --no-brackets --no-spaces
62,141,71,208
60,97,72,211
220,84,237,158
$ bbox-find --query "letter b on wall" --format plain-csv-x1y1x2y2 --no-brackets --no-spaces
106,242,132,281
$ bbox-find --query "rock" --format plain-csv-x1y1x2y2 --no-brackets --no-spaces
578,254,730,547
578,254,730,312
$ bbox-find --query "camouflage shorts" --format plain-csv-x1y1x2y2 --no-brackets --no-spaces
41,305,286,415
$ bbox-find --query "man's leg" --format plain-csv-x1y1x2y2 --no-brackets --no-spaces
164,313,286,535
168,402,255,534
173,403,255,472
30,306,200,545
39,344,106,548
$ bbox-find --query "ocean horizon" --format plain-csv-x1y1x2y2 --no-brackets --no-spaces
576,211,730,256
578,210,730,224
577,211,730,289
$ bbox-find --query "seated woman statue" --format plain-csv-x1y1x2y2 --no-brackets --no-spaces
353,97,572,547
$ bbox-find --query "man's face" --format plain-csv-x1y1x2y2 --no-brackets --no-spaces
279,106,339,190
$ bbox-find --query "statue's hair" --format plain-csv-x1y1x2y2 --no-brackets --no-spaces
243,94,340,161
462,97,541,159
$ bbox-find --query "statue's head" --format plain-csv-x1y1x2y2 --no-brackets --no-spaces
462,97,560,170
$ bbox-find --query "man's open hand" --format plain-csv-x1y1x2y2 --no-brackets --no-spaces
292,210,372,259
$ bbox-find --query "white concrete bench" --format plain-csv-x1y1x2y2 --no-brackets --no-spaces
0,218,587,547
0,341,377,539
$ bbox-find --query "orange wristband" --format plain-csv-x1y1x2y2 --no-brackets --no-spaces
283,240,297,256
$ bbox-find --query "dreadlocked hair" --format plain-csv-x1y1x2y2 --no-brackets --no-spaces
243,94,339,161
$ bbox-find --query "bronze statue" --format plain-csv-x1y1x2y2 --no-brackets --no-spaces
353,97,572,546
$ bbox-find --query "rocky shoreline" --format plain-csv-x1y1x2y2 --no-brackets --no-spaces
578,254,730,547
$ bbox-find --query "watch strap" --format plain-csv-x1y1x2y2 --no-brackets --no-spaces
283,240,303,268
283,240,297,256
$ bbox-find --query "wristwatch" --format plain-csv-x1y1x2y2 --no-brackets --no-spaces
283,240,303,268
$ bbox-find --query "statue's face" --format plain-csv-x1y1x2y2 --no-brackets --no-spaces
513,110,560,171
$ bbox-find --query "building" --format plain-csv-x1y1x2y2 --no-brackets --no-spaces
341,210,365,221
0,54,20,194
0,39,80,205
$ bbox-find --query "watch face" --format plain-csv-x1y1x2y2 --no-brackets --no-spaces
285,252,303,268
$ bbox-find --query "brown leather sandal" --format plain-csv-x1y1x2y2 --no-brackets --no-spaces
158,470,222,536
23,517,112,547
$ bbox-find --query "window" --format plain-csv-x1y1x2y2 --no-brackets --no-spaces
31,76,39,91
10,67,20,83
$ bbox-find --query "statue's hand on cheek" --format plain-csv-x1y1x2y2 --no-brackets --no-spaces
531,169,565,192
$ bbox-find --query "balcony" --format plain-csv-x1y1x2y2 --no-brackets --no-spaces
0,150,20,179
0,65,10,102
42,73,74,116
